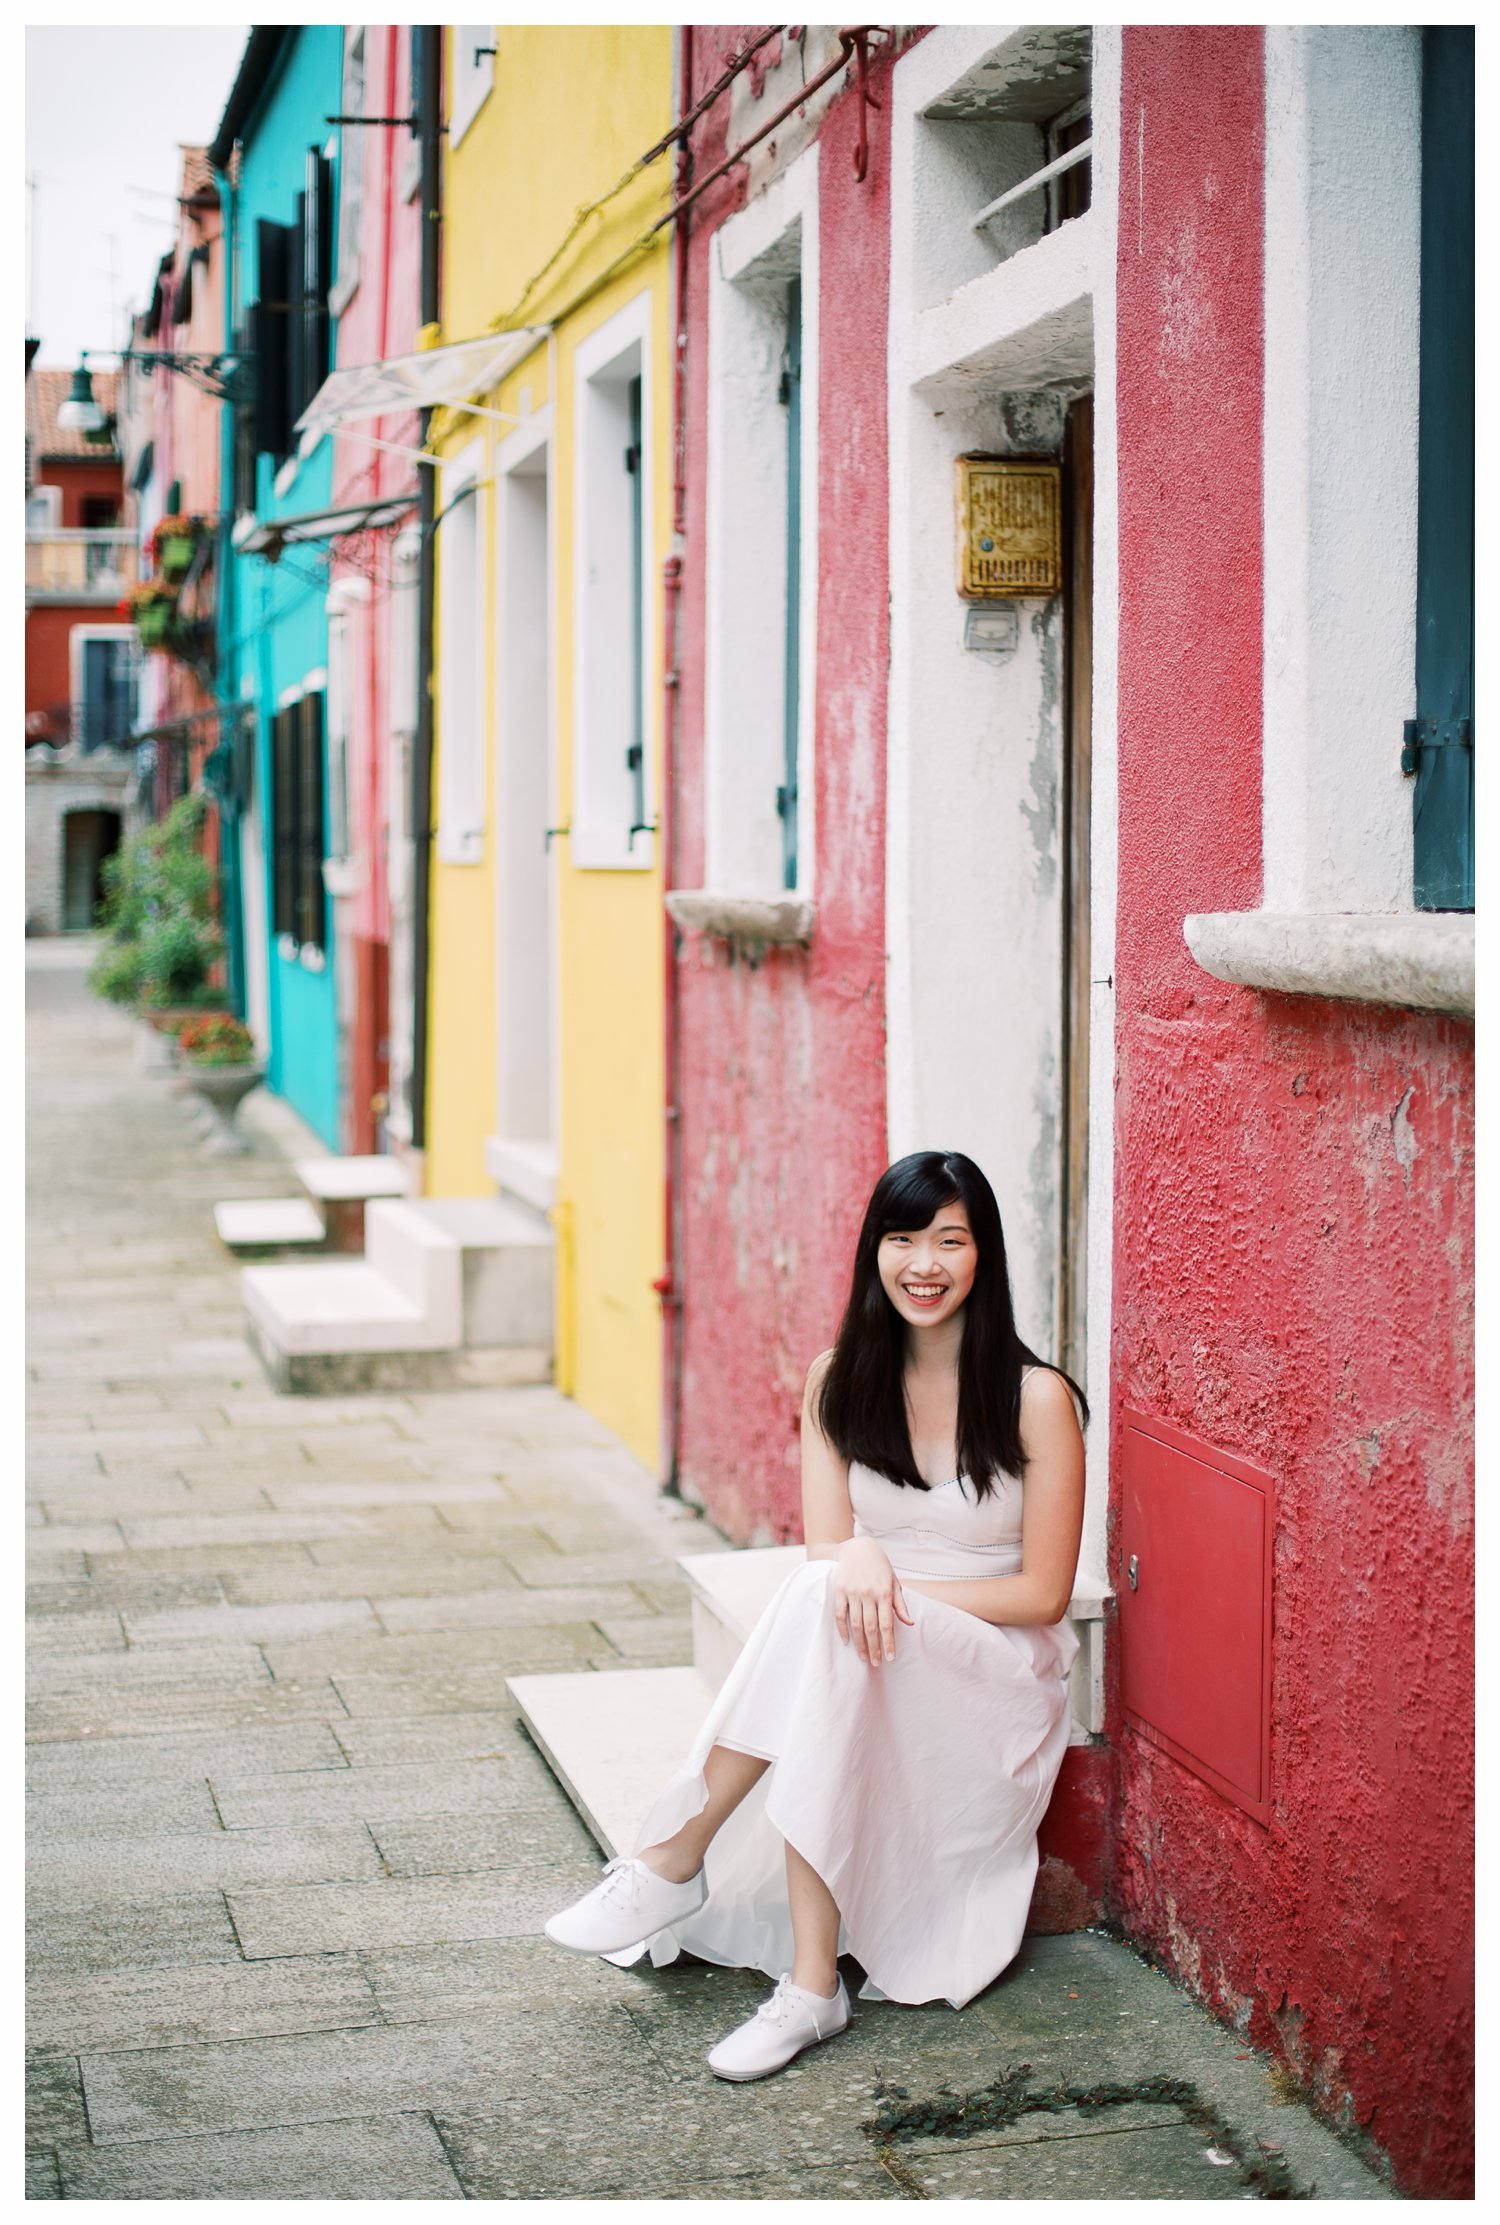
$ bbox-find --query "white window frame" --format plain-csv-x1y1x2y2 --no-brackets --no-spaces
329,26,367,319
449,25,495,148
436,434,488,866
1185,25,1470,1016
703,140,819,898
69,625,137,753
571,289,656,872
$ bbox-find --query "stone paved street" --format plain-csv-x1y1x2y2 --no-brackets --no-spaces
25,943,1394,2200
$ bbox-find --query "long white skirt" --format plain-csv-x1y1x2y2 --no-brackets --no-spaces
615,1559,1078,2010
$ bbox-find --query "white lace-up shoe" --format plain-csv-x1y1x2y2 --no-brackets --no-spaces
707,1973,852,2082
544,1856,707,1956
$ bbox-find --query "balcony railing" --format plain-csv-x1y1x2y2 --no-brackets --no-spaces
25,530,139,605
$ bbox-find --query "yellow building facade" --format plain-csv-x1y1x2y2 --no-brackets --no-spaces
424,27,675,1470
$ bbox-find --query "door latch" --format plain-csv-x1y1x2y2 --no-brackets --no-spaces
1402,716,1472,775
1127,1553,1139,1592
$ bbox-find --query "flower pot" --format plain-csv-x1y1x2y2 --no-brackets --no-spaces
158,535,196,582
135,601,173,647
182,1061,266,1154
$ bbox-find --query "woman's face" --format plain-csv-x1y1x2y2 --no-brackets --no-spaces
876,1199,978,1333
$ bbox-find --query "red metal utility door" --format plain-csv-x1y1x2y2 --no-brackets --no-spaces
1117,1409,1275,1823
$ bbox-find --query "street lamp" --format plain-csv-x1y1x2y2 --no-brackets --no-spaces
56,355,108,437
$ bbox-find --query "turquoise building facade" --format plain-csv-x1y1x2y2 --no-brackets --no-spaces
212,26,345,1146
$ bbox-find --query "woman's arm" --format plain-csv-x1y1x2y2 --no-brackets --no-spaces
799,1349,854,1559
800,1351,913,1665
903,1368,1085,1627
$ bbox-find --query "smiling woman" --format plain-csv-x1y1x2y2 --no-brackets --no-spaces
544,1148,1089,2080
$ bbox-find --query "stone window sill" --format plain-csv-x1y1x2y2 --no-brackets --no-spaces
665,891,815,947
1184,910,1474,1017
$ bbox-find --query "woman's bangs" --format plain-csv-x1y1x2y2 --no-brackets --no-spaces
873,1156,964,1239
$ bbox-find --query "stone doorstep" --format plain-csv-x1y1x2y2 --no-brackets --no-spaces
241,1198,555,1394
679,1545,1109,1739
294,1157,412,1255
508,1665,714,1858
213,1198,327,1256
509,1546,1112,1866
247,1321,552,1399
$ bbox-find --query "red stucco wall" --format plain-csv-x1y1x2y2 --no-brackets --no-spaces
1113,28,1473,2198
37,459,124,530
672,31,895,1541
26,607,83,721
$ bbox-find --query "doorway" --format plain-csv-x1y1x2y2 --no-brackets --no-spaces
492,427,557,1211
62,807,121,930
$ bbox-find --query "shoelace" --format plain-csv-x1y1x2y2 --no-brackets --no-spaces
595,1857,643,1912
757,1974,801,2026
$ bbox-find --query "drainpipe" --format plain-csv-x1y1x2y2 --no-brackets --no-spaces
408,25,442,1153
654,25,693,1494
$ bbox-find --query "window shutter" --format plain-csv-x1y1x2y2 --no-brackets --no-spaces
272,706,299,938
1411,26,1474,910
304,148,333,408
286,192,306,445
298,691,326,950
80,639,111,751
252,222,291,459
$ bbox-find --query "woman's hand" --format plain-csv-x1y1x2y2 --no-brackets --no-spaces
833,1537,915,1667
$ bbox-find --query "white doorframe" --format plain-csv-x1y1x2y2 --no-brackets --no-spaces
485,404,559,1214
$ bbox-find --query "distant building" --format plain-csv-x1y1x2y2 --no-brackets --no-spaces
24,362,138,933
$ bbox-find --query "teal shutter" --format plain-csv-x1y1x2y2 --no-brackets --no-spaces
625,375,647,834
1408,26,1474,910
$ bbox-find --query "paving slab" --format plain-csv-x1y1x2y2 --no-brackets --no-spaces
80,2006,659,2145
328,1708,528,1769
29,1778,224,1842
26,2055,88,2150
122,1595,382,1647
27,1952,380,2056
210,1752,559,1831
226,1858,601,1959
26,1823,385,1907
261,1620,601,1682
358,1933,622,2023
53,2115,466,2200
28,1893,243,1978
366,1807,597,1876
24,1718,347,1791
27,1673,348,1743
25,2148,61,2198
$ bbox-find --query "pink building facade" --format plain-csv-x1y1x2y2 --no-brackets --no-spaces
324,27,424,1154
667,24,1472,2198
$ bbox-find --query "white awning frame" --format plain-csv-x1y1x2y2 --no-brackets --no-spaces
294,328,551,448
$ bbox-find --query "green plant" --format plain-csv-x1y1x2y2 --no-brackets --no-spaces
139,909,222,1008
87,936,148,1007
90,794,224,1014
177,1014,256,1067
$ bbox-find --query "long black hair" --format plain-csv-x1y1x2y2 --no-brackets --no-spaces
815,1150,1089,1500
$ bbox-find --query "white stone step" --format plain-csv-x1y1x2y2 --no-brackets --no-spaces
364,1201,463,1344
363,1196,553,1348
682,1542,1109,1740
294,1154,413,1203
213,1197,326,1253
508,1666,714,1859
294,1155,415,1251
241,1259,441,1357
